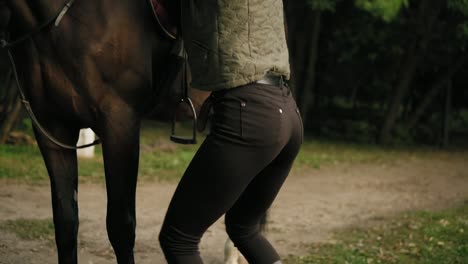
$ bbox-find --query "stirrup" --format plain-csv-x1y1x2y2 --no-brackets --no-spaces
170,97,197,144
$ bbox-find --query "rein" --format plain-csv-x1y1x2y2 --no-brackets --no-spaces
1,0,101,150
1,0,75,49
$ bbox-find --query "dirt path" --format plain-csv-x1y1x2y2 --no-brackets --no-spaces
1,155,467,264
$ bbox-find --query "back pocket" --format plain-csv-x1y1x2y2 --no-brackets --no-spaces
240,101,283,146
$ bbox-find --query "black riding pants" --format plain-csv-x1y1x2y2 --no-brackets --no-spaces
159,82,303,264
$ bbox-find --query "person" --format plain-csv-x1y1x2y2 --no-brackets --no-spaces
158,0,303,263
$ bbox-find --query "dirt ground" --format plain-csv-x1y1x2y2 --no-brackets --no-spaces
0,155,467,264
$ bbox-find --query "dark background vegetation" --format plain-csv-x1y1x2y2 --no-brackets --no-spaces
285,0,468,146
1,0,467,147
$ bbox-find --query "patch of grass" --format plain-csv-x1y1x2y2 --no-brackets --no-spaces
286,202,468,264
1,121,466,183
294,138,467,169
0,143,108,184
139,147,196,181
138,120,200,181
0,121,200,183
0,144,48,182
0,218,55,241
76,147,105,182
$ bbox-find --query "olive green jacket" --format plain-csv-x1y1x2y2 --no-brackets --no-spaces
181,0,290,91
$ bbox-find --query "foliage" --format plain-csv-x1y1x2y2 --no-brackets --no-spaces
447,0,468,47
289,0,468,145
286,202,468,263
448,0,468,16
307,0,339,12
355,0,409,22
21,118,34,136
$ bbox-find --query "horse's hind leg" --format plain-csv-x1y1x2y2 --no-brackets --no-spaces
99,108,140,264
34,124,80,264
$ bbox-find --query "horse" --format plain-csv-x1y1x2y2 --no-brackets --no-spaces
0,0,185,263
1,1,270,263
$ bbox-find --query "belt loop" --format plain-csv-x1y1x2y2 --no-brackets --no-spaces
282,77,291,96
280,76,288,97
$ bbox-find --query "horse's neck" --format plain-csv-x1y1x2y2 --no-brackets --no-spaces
0,1,10,34
7,0,62,35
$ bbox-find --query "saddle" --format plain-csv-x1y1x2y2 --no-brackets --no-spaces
149,0,179,39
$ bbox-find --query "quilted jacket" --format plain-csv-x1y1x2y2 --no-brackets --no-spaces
181,0,290,91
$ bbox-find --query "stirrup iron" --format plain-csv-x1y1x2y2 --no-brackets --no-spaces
170,97,197,144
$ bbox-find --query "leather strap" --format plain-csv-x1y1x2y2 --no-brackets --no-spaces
255,73,285,87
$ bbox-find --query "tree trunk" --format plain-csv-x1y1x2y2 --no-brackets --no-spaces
350,83,360,109
0,97,22,144
0,69,13,112
378,0,443,144
442,79,452,148
299,10,321,125
406,56,466,130
284,0,314,99
0,69,22,144
378,43,421,144
290,29,313,99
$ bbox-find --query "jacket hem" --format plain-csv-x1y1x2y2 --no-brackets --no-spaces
192,72,290,92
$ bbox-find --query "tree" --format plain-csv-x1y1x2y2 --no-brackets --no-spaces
0,67,21,144
377,0,445,144
284,0,339,124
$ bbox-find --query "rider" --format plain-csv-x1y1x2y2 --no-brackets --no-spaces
159,1,303,263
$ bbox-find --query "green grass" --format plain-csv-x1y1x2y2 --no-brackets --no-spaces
0,121,201,183
286,202,468,264
0,120,466,183
0,144,48,182
0,218,55,241
294,138,466,169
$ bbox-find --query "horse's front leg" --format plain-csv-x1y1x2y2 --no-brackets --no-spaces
34,123,80,264
99,106,140,264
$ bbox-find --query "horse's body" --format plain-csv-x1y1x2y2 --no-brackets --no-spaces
2,1,176,263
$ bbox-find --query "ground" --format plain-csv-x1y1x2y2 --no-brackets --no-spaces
0,154,467,264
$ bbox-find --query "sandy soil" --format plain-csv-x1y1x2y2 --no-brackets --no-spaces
0,154,467,264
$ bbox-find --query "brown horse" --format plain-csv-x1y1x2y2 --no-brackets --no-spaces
0,0,188,263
